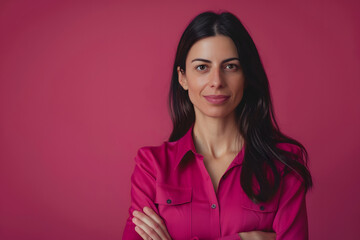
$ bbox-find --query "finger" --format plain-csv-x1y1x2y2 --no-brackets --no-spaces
267,232,276,240
133,210,168,240
261,231,276,240
252,231,276,240
134,225,150,240
133,209,169,240
143,207,171,239
132,216,162,240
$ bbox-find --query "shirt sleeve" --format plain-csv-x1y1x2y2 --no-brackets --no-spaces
272,163,309,239
122,147,159,240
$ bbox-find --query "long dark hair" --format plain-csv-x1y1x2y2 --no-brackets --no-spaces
168,11,312,202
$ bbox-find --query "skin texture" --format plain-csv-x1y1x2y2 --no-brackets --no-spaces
178,35,246,193
132,207,171,240
178,35,245,119
132,35,276,240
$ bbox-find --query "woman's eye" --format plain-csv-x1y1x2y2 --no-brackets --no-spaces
225,64,238,70
196,65,208,71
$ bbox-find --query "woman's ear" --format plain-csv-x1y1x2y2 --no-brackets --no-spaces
177,66,188,90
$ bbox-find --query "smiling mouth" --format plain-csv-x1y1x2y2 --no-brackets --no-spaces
203,95,230,104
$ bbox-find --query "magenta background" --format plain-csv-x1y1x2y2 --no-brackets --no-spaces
0,0,359,239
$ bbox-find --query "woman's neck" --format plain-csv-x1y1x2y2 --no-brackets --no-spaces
192,113,243,159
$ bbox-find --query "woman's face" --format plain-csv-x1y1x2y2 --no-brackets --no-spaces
177,35,245,119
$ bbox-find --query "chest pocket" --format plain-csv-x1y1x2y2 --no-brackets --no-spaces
239,189,281,231
155,183,192,239
155,183,192,205
240,194,280,212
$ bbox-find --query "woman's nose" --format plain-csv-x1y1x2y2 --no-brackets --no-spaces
209,67,224,88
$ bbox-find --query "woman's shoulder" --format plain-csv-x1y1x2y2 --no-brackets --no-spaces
274,142,307,177
133,140,179,168
276,142,302,154
136,140,177,156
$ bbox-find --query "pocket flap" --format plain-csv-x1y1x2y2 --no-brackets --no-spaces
155,183,192,206
240,191,280,213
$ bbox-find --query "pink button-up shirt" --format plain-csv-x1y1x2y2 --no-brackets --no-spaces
122,124,308,240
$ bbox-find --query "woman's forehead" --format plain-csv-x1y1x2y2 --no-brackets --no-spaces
186,35,238,63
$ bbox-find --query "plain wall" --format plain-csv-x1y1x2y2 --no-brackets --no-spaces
1,0,359,239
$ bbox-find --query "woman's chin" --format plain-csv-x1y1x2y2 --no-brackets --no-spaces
197,110,235,119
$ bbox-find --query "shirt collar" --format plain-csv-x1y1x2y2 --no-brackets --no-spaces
174,123,197,170
174,123,245,170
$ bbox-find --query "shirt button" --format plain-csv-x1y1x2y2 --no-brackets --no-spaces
167,199,172,204
211,204,217,209
260,205,265,211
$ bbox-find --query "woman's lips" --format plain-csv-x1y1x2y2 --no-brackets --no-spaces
204,95,230,104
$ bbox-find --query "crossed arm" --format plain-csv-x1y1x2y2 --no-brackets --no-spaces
132,206,276,240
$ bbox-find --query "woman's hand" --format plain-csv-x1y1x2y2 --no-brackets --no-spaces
239,231,276,240
132,206,172,240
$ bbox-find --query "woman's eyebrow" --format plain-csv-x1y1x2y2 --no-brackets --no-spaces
191,57,240,64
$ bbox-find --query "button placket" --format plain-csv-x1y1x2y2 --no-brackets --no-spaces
197,154,221,237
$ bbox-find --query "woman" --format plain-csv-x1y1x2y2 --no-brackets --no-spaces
122,11,312,240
